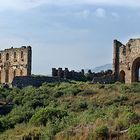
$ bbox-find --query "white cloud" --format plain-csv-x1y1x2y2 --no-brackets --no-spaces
82,10,90,18
95,8,106,18
0,0,47,10
0,0,140,11
76,9,91,18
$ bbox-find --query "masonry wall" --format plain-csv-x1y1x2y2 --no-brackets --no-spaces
113,38,140,83
52,68,86,81
12,76,68,88
92,74,115,84
0,46,32,84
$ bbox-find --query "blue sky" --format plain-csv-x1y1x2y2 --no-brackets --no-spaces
0,0,140,75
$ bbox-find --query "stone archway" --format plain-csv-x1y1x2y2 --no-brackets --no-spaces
132,57,140,82
119,70,125,83
5,69,9,83
0,71,1,83
113,39,140,83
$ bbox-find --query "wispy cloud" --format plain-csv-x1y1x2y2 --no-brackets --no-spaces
75,9,91,18
0,0,47,10
0,0,140,11
95,8,106,18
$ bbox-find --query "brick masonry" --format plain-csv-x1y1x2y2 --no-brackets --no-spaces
113,38,140,83
0,46,32,84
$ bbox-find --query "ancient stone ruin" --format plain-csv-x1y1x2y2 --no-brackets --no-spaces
2,38,140,87
91,70,115,84
52,68,85,81
113,38,140,83
12,76,68,88
0,46,32,84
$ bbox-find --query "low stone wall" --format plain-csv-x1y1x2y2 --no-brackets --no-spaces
12,76,68,88
52,68,85,81
92,74,115,84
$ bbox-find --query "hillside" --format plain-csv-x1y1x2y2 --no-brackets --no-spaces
92,64,112,72
85,64,112,73
0,82,140,140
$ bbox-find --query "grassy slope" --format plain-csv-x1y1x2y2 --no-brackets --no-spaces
0,82,140,140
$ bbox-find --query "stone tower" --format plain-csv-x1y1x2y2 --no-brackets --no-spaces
113,38,140,83
0,46,32,84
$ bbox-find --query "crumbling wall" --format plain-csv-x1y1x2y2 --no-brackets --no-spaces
113,38,140,83
52,68,85,81
12,76,68,88
92,74,115,84
0,46,32,84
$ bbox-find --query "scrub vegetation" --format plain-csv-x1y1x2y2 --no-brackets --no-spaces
0,82,140,140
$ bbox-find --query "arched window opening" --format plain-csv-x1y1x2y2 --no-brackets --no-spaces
6,53,9,61
139,68,140,81
132,57,140,82
14,52,17,59
5,69,9,83
14,70,16,77
120,70,125,83
0,71,1,83
21,51,24,58
20,69,23,76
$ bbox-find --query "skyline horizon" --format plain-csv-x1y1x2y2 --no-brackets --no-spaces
0,0,140,75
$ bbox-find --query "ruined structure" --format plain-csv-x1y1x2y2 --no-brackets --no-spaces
113,38,140,83
52,68,85,81
12,76,68,88
10,38,140,87
91,70,115,84
0,46,32,84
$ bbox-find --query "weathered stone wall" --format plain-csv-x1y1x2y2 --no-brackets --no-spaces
52,68,85,81
12,76,68,88
113,38,140,83
92,74,115,84
0,46,32,84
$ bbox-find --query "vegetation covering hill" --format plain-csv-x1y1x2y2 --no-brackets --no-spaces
0,82,140,140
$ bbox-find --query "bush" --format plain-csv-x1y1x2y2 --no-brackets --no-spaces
30,107,68,126
119,84,131,93
78,90,96,96
120,83,140,93
96,84,105,89
53,91,64,98
79,101,88,110
114,110,138,130
113,95,128,103
128,124,140,140
95,125,109,138
0,106,34,131
62,87,81,96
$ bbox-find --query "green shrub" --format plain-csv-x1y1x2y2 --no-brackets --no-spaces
53,91,64,98
128,124,140,140
62,87,81,96
95,125,109,138
113,95,128,103
30,107,68,126
114,109,138,130
96,84,105,89
104,84,117,91
78,90,96,96
120,83,140,93
0,106,34,130
119,84,131,93
79,101,88,110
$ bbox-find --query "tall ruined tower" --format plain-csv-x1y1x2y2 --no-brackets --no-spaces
113,38,140,83
113,40,122,81
0,46,32,84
